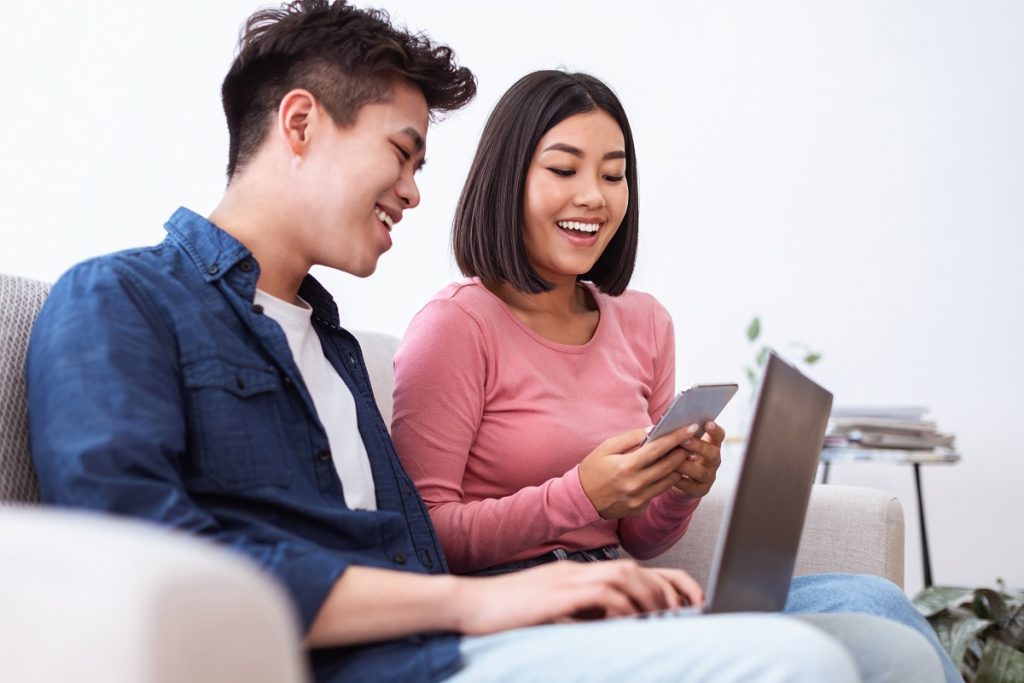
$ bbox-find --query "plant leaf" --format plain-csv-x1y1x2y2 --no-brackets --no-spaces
928,612,993,672
804,352,822,365
914,586,977,617
999,604,1024,651
746,317,760,342
975,589,1011,623
756,346,770,367
975,638,1024,683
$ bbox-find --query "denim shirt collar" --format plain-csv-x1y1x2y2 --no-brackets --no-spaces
165,206,342,327
165,207,251,283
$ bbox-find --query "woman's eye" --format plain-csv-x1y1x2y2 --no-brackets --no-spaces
393,143,411,162
604,174,625,182
548,168,575,177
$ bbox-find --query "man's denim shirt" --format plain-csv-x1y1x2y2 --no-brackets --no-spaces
27,207,460,683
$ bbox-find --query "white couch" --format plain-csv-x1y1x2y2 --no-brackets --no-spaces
0,272,905,682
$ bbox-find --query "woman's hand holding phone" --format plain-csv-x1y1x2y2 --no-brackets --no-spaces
668,420,725,500
578,425,699,519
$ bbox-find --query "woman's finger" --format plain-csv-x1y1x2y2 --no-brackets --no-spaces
703,420,726,446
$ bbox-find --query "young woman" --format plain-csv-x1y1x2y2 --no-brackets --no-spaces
392,71,711,577
391,70,958,682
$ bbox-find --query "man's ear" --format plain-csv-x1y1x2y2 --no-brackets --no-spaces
277,89,318,157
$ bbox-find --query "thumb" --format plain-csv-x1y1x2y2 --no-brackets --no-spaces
593,427,650,456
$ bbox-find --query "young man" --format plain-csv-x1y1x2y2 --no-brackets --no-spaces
26,1,944,681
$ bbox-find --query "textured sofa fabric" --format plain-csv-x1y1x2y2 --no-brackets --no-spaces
0,273,49,504
634,483,905,589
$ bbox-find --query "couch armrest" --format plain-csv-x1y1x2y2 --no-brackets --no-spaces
638,484,905,589
0,508,309,683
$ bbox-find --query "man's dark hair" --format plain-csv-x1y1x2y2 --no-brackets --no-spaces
452,71,639,296
222,0,476,179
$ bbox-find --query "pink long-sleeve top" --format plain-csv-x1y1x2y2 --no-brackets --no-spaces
391,278,699,574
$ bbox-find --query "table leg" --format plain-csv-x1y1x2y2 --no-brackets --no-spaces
913,463,933,588
821,461,831,485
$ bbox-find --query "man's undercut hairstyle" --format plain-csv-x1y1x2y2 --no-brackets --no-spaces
452,71,639,296
222,0,476,179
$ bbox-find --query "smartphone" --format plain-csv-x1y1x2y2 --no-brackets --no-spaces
645,383,739,443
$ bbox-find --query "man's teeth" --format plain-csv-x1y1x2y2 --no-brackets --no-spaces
375,208,394,229
556,220,599,234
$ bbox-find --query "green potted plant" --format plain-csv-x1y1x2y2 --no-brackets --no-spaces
914,581,1024,682
744,316,822,398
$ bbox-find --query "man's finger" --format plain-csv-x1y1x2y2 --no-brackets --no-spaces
654,568,705,609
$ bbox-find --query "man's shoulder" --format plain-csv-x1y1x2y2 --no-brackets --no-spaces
52,239,187,298
40,238,201,340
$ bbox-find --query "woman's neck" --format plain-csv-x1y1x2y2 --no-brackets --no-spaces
487,277,600,345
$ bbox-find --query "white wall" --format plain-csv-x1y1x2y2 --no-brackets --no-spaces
2,0,1021,596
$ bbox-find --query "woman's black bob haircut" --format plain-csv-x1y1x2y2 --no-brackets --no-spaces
452,71,638,296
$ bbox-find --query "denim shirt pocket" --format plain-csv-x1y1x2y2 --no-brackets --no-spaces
182,358,292,490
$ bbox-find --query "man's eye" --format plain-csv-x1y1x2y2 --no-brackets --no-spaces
394,143,411,161
548,168,574,177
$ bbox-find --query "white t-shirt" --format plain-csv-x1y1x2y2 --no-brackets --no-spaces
255,289,377,510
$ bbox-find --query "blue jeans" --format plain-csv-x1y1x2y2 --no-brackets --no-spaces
786,573,960,683
467,552,957,682
452,611,942,682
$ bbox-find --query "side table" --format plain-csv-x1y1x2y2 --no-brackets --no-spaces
819,447,960,588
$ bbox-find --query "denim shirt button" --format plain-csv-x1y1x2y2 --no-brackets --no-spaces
251,303,264,315
238,259,253,273
317,449,331,462
282,375,293,386
207,265,219,275
392,552,407,565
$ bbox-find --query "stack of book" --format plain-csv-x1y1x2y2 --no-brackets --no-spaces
824,406,959,460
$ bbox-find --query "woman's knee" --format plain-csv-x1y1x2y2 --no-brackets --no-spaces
789,573,911,615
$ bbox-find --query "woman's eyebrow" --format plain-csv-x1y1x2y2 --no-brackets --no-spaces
542,142,625,161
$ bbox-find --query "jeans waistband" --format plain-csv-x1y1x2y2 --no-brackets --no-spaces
466,545,620,577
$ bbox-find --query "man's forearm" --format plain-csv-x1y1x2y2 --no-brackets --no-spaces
306,566,463,647
306,558,703,649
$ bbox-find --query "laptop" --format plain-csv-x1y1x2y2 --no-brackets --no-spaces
675,351,834,615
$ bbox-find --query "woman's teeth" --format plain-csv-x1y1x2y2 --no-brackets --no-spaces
375,208,394,229
556,220,599,234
